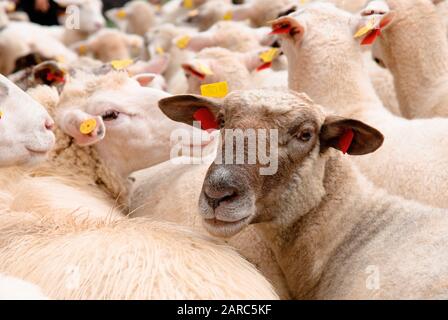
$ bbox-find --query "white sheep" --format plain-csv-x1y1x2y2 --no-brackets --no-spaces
106,0,158,36
71,29,144,63
0,75,54,167
158,88,448,299
0,21,77,75
0,274,48,300
370,0,448,118
270,3,448,208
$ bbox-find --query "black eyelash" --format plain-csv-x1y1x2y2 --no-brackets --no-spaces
102,110,120,121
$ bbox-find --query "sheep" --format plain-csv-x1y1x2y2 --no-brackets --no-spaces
71,29,144,63
181,47,287,94
52,0,106,46
0,75,54,167
128,157,291,299
106,0,158,36
0,274,48,300
176,21,275,53
0,207,278,299
0,21,77,75
28,72,214,203
370,0,448,118
269,3,448,208
158,88,448,299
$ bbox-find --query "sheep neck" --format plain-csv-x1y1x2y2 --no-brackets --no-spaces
382,10,448,118
255,153,385,299
287,43,385,120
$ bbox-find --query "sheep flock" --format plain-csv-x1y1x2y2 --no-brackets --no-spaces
1,0,448,300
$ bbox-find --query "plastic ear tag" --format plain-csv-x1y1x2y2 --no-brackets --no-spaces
156,46,165,55
339,129,354,154
256,62,272,72
223,11,233,21
78,45,88,55
111,59,133,70
354,17,376,38
300,0,308,4
361,28,381,45
259,48,279,63
116,9,127,19
198,63,213,76
80,119,97,135
200,81,228,98
176,35,191,49
183,0,193,9
0,111,3,119
193,108,218,130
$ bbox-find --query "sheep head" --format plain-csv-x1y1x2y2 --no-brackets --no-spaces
159,89,384,237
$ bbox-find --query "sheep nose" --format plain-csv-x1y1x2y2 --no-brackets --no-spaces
203,185,238,210
44,117,54,131
94,22,104,29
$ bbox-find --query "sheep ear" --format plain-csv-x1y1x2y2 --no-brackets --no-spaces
242,48,281,72
181,60,213,80
32,61,67,86
320,116,384,155
133,73,156,87
175,32,215,52
270,16,304,42
125,34,144,50
158,95,222,130
53,0,84,7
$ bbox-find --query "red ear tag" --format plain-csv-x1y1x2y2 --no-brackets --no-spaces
339,129,354,154
270,24,292,35
193,108,218,130
256,61,272,72
361,28,381,45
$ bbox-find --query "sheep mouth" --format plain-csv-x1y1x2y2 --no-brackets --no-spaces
26,147,51,155
202,215,252,238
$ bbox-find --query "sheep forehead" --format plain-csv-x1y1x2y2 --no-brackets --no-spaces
292,2,353,27
224,90,323,126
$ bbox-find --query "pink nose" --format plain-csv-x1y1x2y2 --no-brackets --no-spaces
44,118,54,131
94,22,104,29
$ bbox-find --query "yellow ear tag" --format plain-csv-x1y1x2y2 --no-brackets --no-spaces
0,111,3,119
156,46,165,55
199,63,213,76
200,81,228,98
223,11,233,21
80,119,97,135
183,0,193,9
259,48,279,63
78,45,88,55
176,35,191,49
116,9,127,19
111,59,134,70
300,0,308,4
354,17,376,38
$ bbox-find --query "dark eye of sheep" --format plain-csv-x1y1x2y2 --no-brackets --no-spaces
298,130,312,142
217,114,225,129
102,110,120,121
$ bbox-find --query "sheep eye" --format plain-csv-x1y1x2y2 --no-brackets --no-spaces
217,114,225,129
102,110,120,121
298,130,313,142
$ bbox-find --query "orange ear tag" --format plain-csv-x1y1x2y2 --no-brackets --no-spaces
116,9,127,19
183,0,193,9
80,119,97,135
200,81,228,98
339,129,354,154
78,45,88,55
223,11,233,21
176,35,191,49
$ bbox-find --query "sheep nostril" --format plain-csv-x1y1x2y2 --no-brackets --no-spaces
45,118,54,131
204,187,238,209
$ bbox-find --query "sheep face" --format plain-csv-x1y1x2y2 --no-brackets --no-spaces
57,72,213,176
55,0,105,33
0,75,55,167
159,89,384,238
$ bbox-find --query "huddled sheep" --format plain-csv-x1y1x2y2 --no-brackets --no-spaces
2,0,448,301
